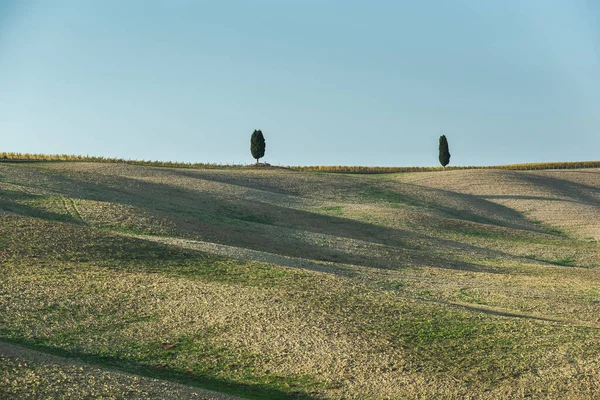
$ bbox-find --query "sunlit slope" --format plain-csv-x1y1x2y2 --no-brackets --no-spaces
1,162,600,399
0,342,241,399
396,169,600,241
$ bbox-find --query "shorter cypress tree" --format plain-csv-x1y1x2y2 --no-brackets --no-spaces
250,129,266,164
439,135,450,169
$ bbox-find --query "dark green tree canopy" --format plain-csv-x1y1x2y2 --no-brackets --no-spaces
250,129,266,164
438,135,450,168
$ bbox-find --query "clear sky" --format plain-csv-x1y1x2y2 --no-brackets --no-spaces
1,1,598,166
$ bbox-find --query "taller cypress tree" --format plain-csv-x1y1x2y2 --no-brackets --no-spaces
250,129,266,164
438,135,450,169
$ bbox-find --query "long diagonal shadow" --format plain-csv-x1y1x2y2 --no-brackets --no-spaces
1,164,574,274
0,339,320,400
481,195,590,205
378,180,548,233
507,171,600,207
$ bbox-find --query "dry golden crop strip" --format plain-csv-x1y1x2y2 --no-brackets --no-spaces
2,152,600,173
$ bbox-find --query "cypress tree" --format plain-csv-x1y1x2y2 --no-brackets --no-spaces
438,135,450,169
250,129,266,164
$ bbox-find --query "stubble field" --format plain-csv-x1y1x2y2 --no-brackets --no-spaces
1,162,599,399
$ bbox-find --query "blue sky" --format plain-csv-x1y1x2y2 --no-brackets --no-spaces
0,0,598,166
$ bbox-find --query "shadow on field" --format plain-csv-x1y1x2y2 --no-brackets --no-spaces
482,195,584,203
0,338,319,400
508,172,600,207
0,190,81,224
169,168,544,235
379,181,547,233
167,168,302,196
0,165,563,274
447,302,571,325
0,213,205,268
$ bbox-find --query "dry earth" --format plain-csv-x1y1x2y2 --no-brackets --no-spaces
0,342,241,400
395,169,600,241
1,162,600,399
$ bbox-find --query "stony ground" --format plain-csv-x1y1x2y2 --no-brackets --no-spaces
1,162,599,399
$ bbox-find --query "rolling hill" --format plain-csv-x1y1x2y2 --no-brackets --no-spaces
1,161,600,399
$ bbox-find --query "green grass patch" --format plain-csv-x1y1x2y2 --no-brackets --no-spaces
165,259,308,288
357,185,423,207
529,218,570,237
457,288,485,304
0,196,77,224
376,280,409,291
319,205,344,216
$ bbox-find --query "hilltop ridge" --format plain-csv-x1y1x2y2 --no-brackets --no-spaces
3,151,600,173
